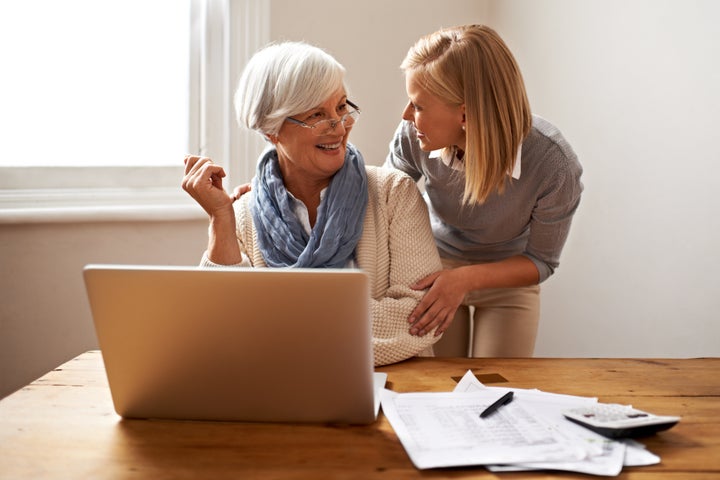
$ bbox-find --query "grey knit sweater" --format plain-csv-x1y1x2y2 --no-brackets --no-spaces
385,115,583,282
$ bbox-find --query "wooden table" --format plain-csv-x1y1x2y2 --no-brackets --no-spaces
1,351,718,479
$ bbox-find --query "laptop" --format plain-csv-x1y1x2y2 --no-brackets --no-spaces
83,264,383,424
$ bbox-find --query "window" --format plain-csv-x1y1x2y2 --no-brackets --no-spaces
0,0,269,223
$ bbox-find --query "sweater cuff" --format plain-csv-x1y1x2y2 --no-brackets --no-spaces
199,251,249,268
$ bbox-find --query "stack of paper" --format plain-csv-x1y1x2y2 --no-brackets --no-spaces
380,370,660,476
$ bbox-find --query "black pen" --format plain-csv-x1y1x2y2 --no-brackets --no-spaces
479,391,514,418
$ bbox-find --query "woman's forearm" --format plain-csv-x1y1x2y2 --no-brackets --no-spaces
206,209,242,265
457,255,540,291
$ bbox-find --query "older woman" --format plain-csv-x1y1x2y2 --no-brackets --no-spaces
182,42,443,366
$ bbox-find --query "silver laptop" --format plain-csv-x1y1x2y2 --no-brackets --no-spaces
83,264,381,424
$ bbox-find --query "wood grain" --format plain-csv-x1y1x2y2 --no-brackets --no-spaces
1,351,718,479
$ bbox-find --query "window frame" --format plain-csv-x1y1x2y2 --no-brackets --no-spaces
0,0,269,224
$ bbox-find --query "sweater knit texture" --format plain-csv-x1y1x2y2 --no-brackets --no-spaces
386,115,583,282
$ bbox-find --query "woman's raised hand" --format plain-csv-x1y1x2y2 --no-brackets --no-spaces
181,155,235,217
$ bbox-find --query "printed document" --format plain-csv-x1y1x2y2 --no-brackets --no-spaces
381,370,660,476
380,388,587,469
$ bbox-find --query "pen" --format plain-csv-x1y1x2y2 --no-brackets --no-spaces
479,391,514,418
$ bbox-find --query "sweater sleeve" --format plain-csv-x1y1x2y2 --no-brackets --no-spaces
199,251,251,268
523,130,584,282
359,168,444,366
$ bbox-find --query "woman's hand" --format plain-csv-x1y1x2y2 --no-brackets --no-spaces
182,155,246,265
407,257,540,337
231,182,252,201
181,155,235,216
407,268,468,337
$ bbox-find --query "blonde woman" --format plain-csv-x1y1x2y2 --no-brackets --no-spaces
385,25,583,357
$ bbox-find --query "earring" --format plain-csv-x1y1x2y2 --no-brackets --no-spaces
461,125,465,131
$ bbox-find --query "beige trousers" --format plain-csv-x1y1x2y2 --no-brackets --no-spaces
432,258,541,358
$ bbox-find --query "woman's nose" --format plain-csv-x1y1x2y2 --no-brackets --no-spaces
401,102,413,121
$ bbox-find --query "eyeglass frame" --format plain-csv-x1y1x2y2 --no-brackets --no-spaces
285,100,361,135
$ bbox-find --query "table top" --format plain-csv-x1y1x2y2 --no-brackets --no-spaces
1,351,718,479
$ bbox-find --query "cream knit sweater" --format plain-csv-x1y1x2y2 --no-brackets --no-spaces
203,166,443,366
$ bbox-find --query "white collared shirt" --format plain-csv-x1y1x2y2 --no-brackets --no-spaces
429,146,522,179
288,188,325,236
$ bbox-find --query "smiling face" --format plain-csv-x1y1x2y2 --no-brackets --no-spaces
402,69,466,153
273,89,354,189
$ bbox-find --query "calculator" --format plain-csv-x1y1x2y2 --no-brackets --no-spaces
563,403,680,438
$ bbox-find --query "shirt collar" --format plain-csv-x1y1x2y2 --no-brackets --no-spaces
430,146,522,179
287,188,327,236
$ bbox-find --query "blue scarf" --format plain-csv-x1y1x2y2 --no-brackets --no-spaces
250,143,368,268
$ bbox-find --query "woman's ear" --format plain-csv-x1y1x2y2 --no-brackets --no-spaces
265,133,278,144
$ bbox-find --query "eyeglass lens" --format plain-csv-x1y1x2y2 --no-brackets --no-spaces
311,110,358,135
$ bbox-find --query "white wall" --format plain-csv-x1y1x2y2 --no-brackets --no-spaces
2,0,719,399
270,0,720,357
487,0,720,356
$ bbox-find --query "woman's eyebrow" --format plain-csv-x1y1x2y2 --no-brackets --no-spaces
305,95,349,114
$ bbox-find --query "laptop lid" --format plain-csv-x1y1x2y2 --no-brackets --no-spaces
83,264,377,424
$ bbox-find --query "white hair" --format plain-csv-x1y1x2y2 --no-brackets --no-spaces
234,42,347,136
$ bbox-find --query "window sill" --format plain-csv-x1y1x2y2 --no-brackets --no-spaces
0,187,206,224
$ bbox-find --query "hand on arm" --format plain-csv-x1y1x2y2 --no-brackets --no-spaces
181,155,245,265
231,183,252,202
408,255,540,337
368,171,444,365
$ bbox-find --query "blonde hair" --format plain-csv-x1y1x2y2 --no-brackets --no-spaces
234,42,347,136
401,25,531,204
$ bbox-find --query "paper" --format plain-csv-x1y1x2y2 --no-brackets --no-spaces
373,372,387,417
381,370,661,476
454,371,660,475
380,388,587,469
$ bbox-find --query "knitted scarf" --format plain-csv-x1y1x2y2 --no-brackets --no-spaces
250,144,368,268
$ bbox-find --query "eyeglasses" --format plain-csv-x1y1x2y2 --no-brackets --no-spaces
285,100,361,136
